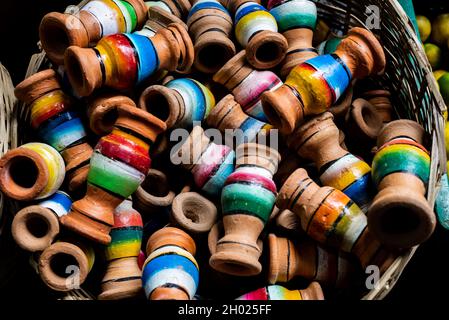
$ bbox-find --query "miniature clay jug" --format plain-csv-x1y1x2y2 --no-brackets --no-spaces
267,0,318,78
145,0,191,20
99,199,144,300
139,77,215,129
213,50,283,122
12,191,72,252
368,120,435,248
362,90,393,123
261,27,386,133
14,69,92,191
40,0,148,65
142,227,199,300
187,0,236,73
64,23,194,97
0,142,65,201
237,282,324,300
209,143,280,276
60,106,166,245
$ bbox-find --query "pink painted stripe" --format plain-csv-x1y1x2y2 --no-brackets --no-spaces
193,144,231,188
225,171,277,194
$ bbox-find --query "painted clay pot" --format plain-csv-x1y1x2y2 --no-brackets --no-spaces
187,0,236,74
11,191,72,252
231,0,288,69
261,27,386,134
39,0,148,65
362,90,393,123
14,69,92,191
329,85,354,122
60,106,166,245
209,143,280,276
267,0,318,78
99,199,143,300
287,112,372,210
368,120,435,248
139,78,215,129
142,227,199,300
0,143,65,201
277,168,396,273
87,93,137,136
237,282,324,300
206,94,273,146
213,51,283,122
317,34,344,55
170,126,235,197
139,1,189,37
268,234,356,287
133,168,176,214
64,23,194,97
38,240,95,291
145,0,191,20
170,192,218,234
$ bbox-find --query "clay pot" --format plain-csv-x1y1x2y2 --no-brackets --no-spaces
64,23,194,97
137,3,188,38
368,120,435,248
0,143,65,201
139,78,215,129
87,93,137,136
133,168,176,214
142,227,199,300
277,168,396,271
275,209,302,233
39,0,148,65
170,126,235,197
268,234,356,287
145,0,191,20
38,240,95,291
268,0,318,78
209,143,280,276
187,0,236,73
316,34,344,55
207,94,273,146
170,192,218,234
329,85,354,122
237,282,324,300
362,90,393,123
261,27,386,134
286,112,372,209
11,191,72,252
14,69,92,191
312,19,331,46
213,51,283,122
60,106,166,245
99,200,143,300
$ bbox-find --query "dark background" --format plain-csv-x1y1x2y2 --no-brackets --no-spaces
0,0,448,302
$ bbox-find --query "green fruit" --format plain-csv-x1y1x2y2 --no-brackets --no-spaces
417,15,431,42
438,73,449,106
434,70,448,81
424,43,442,69
432,14,449,46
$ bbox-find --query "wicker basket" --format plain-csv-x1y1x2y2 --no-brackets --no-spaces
1,0,446,300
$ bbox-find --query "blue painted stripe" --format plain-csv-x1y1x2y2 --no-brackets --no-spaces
39,117,86,151
41,191,72,211
235,3,267,24
341,173,372,208
240,116,265,142
188,1,228,20
142,254,199,286
201,150,235,196
126,33,159,84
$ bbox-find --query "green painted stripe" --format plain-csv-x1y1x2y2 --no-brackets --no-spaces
122,0,137,30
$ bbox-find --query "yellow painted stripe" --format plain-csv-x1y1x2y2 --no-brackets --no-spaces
324,161,371,191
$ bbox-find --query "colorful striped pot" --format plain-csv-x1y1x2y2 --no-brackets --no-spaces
237,282,324,300
261,27,386,134
143,227,199,300
14,69,92,191
368,120,436,248
99,199,144,300
40,0,148,65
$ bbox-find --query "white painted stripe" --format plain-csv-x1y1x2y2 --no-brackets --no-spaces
340,213,367,252
320,154,359,182
235,166,272,179
83,1,120,37
144,268,196,299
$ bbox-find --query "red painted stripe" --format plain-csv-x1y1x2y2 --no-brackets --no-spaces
31,102,70,128
225,171,277,193
380,138,429,154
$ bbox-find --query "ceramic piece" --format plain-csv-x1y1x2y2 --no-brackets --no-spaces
237,282,324,300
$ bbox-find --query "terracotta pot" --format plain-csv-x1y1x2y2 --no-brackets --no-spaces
170,126,235,197
362,89,393,123
87,93,137,136
99,200,143,300
139,78,215,129
142,227,199,300
38,240,95,291
64,23,194,97
286,112,372,210
11,191,72,252
0,143,65,201
209,143,280,276
137,3,188,38
39,0,148,65
213,51,282,122
133,168,176,214
237,282,324,300
329,85,354,122
14,69,92,191
275,209,302,233
316,34,345,55
268,234,356,287
261,27,386,134
60,107,166,245
170,192,218,234
187,0,235,73
145,0,191,20
267,0,318,78
368,120,435,248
